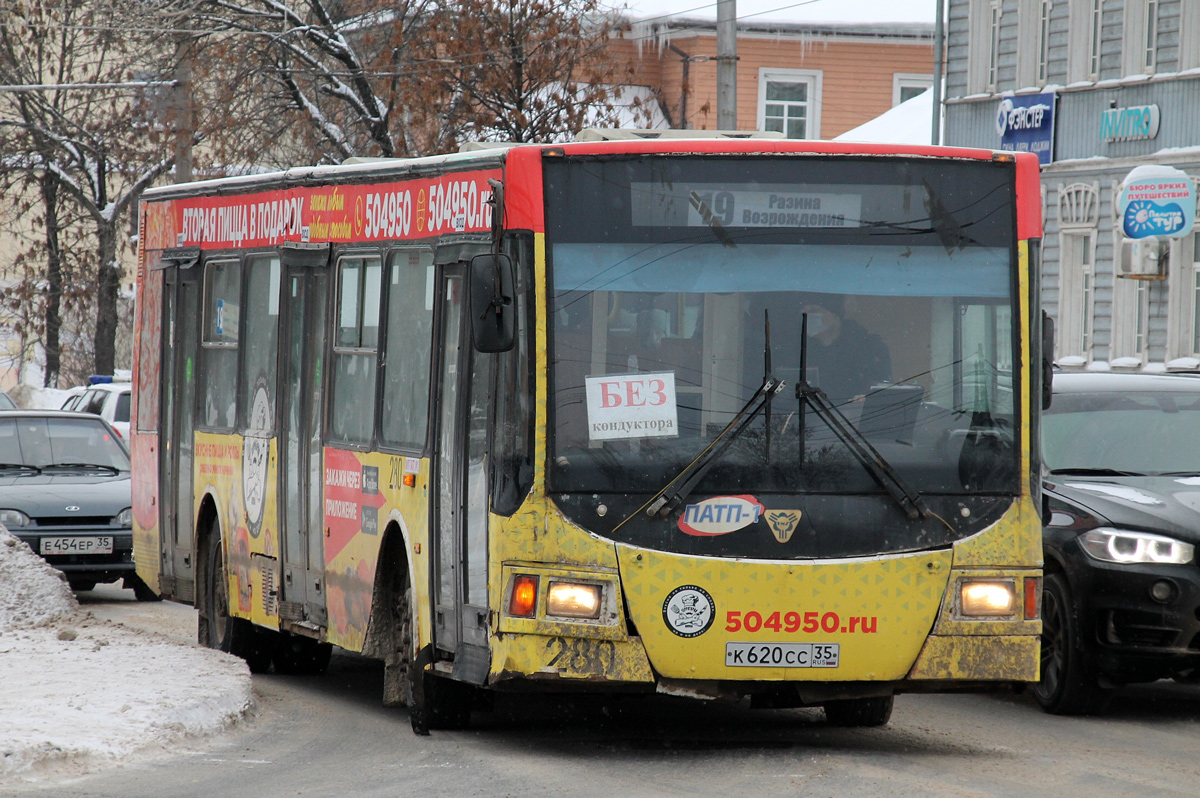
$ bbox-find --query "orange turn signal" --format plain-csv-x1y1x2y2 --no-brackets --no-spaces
1024,577,1040,620
509,575,538,617
402,473,416,487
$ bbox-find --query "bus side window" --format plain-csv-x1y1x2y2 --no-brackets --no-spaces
380,249,434,450
239,255,281,434
330,255,382,445
200,259,240,429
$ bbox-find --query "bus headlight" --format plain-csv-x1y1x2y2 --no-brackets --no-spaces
546,581,602,619
960,580,1016,616
1079,528,1194,565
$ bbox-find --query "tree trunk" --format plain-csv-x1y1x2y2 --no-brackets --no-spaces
92,222,120,377
39,173,63,389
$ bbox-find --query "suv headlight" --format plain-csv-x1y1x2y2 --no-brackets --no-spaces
1080,528,1194,565
113,507,133,528
0,509,30,528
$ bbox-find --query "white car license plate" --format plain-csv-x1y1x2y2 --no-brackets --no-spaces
40,536,114,556
725,642,840,668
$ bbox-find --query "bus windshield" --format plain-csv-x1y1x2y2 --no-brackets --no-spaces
545,155,1019,500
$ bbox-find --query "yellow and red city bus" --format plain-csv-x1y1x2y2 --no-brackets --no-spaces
132,133,1045,732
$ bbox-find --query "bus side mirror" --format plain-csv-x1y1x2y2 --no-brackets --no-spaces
469,253,516,353
1042,311,1054,410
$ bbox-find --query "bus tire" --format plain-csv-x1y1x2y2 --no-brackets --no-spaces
273,635,332,675
204,529,272,673
823,695,894,727
1033,573,1109,715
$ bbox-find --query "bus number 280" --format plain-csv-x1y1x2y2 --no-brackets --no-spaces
724,610,878,635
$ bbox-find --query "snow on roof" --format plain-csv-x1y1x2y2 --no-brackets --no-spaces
0,525,253,782
834,88,937,146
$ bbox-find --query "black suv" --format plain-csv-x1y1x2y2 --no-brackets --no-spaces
1037,371,1200,713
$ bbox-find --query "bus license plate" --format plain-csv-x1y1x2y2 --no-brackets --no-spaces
725,642,840,668
41,536,113,556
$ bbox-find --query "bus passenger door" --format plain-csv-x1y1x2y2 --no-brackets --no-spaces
432,268,492,682
278,249,329,629
160,263,200,601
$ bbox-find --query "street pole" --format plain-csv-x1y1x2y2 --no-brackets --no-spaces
717,0,737,130
932,0,944,145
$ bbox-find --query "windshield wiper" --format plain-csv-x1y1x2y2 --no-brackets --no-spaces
1049,467,1146,477
796,312,930,521
0,463,40,474
624,310,784,524
637,376,785,520
43,462,121,475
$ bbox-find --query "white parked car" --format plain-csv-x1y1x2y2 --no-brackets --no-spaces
63,383,132,439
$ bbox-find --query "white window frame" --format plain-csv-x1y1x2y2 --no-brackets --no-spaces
1142,0,1158,74
1111,219,1155,366
756,68,822,140
892,73,933,106
1121,0,1157,76
987,0,1004,91
1181,1,1200,71
1056,182,1101,362
967,0,992,93
1059,230,1098,360
1088,0,1103,78
1036,0,1054,85
1016,0,1042,88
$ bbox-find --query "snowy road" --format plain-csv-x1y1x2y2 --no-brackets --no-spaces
0,530,252,786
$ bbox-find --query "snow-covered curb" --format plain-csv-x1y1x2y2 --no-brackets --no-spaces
0,528,254,782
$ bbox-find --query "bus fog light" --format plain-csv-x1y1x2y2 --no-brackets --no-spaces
546,582,602,619
960,580,1016,616
508,575,538,617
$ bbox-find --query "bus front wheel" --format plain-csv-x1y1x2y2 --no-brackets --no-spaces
203,529,272,673
823,695,894,727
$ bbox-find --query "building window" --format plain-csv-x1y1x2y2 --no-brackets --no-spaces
1134,279,1150,356
1182,1,1200,71
893,74,932,106
1059,231,1096,358
1037,0,1053,84
757,69,821,139
1056,182,1101,361
988,0,1004,90
1143,0,1158,73
1088,0,1102,79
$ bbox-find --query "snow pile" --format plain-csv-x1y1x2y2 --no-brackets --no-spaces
0,527,254,782
0,527,78,630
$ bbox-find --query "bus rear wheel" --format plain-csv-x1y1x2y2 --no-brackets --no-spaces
203,528,272,673
823,695,894,727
